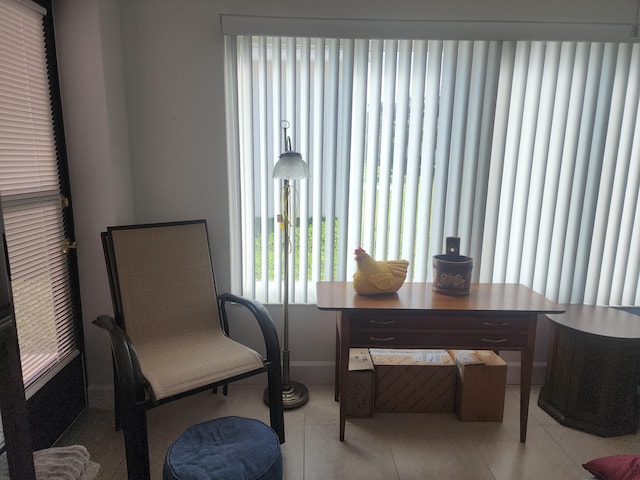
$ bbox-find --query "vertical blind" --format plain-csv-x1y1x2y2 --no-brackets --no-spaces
225,35,640,307
0,0,80,386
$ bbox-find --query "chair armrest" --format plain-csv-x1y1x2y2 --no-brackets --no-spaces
93,315,150,405
218,293,282,367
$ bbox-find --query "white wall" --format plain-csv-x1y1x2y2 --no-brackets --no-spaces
52,0,638,406
53,0,135,404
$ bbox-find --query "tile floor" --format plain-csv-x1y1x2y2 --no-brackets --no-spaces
56,384,640,479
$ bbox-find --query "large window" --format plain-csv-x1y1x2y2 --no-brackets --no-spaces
225,35,640,307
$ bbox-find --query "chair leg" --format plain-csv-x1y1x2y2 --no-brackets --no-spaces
212,384,229,396
112,358,122,431
123,407,150,480
267,368,285,443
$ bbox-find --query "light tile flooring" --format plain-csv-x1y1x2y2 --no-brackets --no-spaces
56,384,640,479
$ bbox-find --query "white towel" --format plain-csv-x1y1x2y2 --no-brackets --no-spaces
0,445,99,480
33,445,99,480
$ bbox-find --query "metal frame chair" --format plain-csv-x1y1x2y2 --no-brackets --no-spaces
94,220,284,480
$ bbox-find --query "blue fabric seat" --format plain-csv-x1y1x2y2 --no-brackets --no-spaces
163,416,282,480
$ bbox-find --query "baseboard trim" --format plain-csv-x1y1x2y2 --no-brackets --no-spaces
506,361,547,385
87,360,547,409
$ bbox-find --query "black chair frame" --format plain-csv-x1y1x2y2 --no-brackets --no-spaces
94,220,285,480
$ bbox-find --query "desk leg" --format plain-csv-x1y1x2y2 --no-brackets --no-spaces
337,313,350,441
335,317,340,402
520,314,538,443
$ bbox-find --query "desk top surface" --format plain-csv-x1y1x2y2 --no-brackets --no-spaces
316,282,563,314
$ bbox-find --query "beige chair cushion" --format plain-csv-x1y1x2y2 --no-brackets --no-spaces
108,222,265,401
110,223,221,342
135,328,264,400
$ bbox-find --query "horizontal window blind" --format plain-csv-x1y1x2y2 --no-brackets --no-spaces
225,34,640,306
0,0,79,385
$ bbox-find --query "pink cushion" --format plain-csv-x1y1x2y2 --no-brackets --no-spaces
583,455,640,480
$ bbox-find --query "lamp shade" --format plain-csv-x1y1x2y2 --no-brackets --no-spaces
273,151,310,180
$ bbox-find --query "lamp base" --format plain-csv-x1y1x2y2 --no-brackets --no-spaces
264,381,309,409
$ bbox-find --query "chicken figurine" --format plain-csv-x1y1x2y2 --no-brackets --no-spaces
353,247,409,295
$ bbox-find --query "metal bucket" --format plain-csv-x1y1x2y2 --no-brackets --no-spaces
432,237,473,296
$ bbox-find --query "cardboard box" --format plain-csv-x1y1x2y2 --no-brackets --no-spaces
370,349,456,413
450,350,507,422
346,349,375,417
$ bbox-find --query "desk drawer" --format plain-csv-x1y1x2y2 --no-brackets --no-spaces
350,314,530,331
350,330,528,349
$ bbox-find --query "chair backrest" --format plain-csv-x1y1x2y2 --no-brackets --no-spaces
103,220,222,344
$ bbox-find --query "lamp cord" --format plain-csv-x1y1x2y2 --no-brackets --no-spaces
280,183,300,255
278,182,301,346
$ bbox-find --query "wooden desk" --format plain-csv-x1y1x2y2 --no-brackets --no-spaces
316,282,564,442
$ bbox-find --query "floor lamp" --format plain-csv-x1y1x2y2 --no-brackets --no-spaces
267,121,310,409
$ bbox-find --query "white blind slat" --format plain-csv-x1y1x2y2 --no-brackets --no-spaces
523,42,561,290
336,39,353,281
271,37,282,300
444,41,472,239
469,41,501,279
495,42,530,282
431,41,457,259
223,35,243,294
237,36,256,299
284,37,297,300
345,39,368,280
298,38,310,303
374,39,397,257
323,39,339,280
458,41,488,254
362,40,383,253
388,40,411,260
310,38,324,284
415,40,443,282
256,37,269,301
479,41,515,283
401,39,428,276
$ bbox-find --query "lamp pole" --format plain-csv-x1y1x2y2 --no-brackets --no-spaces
281,178,291,389
264,121,309,409
279,178,309,408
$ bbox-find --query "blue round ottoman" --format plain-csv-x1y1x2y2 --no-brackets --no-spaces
163,416,282,480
